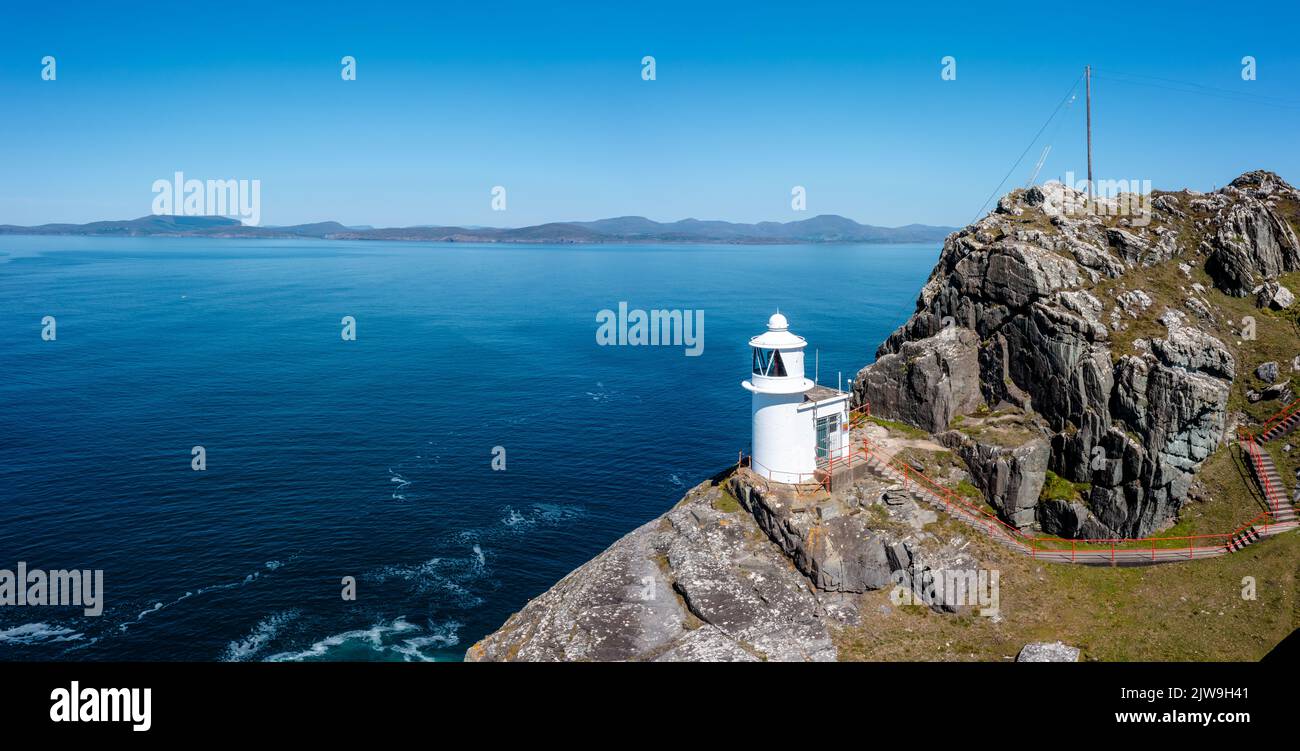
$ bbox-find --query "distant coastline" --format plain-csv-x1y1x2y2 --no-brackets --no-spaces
0,214,956,245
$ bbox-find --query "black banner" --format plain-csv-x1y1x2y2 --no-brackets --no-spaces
0,658,1291,739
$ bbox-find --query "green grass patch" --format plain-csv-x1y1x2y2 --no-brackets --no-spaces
833,524,1300,662
712,489,742,513
1039,469,1088,503
956,479,983,499
868,415,930,440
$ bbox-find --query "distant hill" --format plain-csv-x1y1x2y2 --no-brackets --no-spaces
0,214,957,244
0,215,243,236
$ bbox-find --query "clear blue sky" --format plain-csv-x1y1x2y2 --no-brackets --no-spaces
1,0,1297,228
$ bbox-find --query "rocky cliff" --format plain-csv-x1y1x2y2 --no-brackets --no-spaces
855,170,1300,538
466,450,988,662
468,171,1300,661
465,479,845,661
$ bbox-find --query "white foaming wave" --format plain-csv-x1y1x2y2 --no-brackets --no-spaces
60,636,101,653
0,622,85,645
368,544,488,608
387,468,414,501
264,616,454,662
585,380,610,402
222,610,301,662
499,503,584,533
391,621,462,662
119,560,285,632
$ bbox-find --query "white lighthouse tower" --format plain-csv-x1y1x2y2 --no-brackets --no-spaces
742,312,850,484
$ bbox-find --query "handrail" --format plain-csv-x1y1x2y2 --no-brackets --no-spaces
732,401,1296,563
745,454,832,493
859,435,1285,551
742,402,875,494
1240,434,1283,515
1255,395,1300,438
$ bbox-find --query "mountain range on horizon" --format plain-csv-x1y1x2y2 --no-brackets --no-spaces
0,213,957,244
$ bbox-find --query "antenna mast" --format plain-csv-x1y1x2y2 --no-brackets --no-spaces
1085,64,1093,202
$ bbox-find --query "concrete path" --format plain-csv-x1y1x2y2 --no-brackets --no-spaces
859,440,1298,567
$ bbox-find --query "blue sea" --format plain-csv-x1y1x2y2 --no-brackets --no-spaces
0,237,938,661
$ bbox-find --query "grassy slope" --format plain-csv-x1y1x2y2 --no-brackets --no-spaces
833,191,1300,660
833,519,1298,661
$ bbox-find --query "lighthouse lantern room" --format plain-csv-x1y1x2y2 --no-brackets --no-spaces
742,312,851,484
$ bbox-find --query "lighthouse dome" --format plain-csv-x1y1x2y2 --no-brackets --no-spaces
749,311,806,350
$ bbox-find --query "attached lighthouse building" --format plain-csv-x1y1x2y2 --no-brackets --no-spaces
742,313,850,484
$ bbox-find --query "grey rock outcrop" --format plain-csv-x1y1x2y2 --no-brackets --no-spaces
852,326,984,433
727,470,904,593
858,173,1290,537
1037,498,1112,539
1254,280,1295,310
727,469,983,615
1017,641,1081,662
938,428,1049,530
1203,173,1300,296
465,480,839,662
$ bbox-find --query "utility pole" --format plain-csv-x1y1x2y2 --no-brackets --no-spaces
1085,64,1093,203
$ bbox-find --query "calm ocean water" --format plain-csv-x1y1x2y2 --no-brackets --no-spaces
0,236,938,661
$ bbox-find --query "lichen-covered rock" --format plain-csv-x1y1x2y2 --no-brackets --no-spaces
1203,182,1300,296
727,470,903,593
1017,641,1081,662
465,480,838,662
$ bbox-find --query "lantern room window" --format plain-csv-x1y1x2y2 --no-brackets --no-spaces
752,347,787,377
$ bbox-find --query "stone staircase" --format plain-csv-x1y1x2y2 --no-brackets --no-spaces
859,436,1300,565
1257,396,1300,442
1260,408,1300,442
859,450,1028,554
1241,437,1298,524
1225,525,1263,553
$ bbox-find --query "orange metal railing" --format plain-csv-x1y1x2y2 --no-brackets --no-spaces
860,435,1280,560
1238,432,1284,515
1251,395,1300,440
735,402,1296,563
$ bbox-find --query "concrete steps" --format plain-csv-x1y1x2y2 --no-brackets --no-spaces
859,443,1299,567
1260,409,1300,442
1242,440,1292,517
1225,526,1263,553
860,452,1027,553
